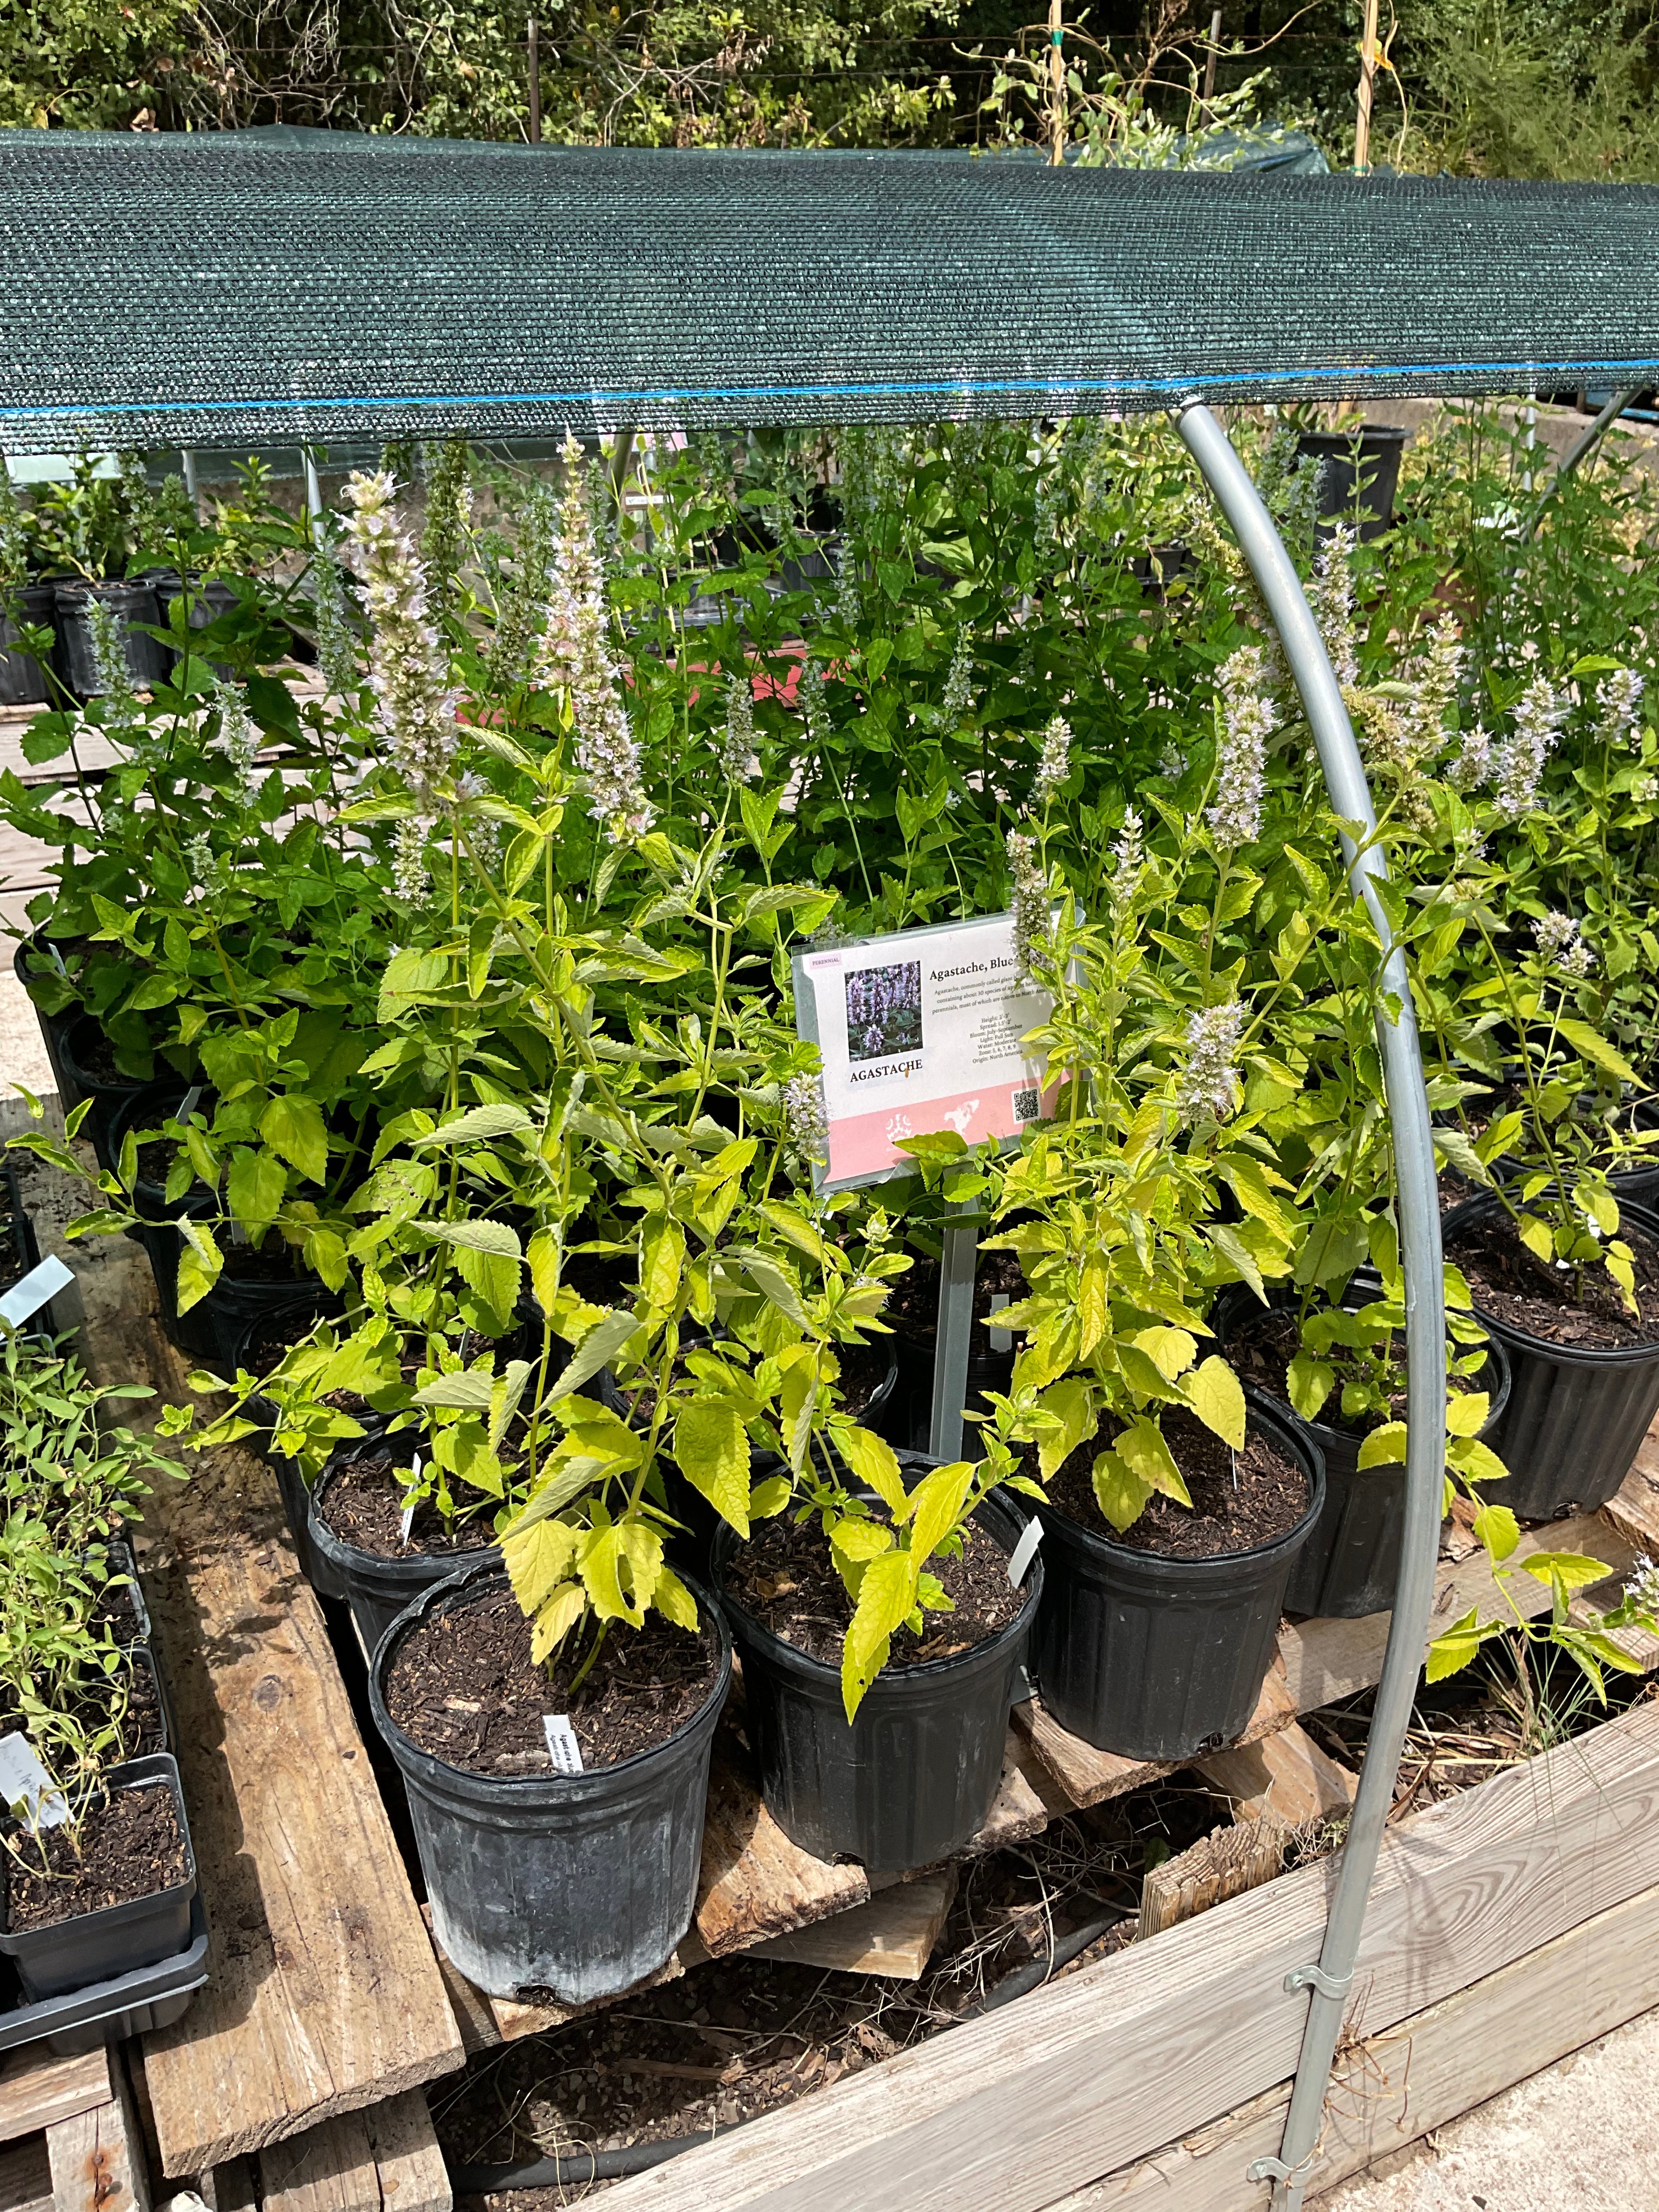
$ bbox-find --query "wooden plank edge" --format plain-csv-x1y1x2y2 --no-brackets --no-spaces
0,2053,111,2150
46,2051,149,2212
583,1687,1659,2212
1043,1875,1659,2209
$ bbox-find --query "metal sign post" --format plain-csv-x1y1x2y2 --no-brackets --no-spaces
928,1211,979,1461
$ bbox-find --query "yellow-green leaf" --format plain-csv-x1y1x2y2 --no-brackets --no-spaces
653,1564,699,1632
1471,1502,1519,1563
1518,1551,1617,1593
503,1516,579,1617
528,1581,588,1665
1132,1325,1198,1382
1092,1447,1150,1533
1115,1417,1190,1505
841,1548,918,1721
1445,1390,1489,1437
1036,1376,1097,1485
836,1423,910,1517
1182,1355,1245,1450
1357,1420,1407,1469
674,1397,752,1537
907,1460,976,1566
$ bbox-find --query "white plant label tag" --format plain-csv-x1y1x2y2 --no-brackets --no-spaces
0,1731,69,1829
398,1458,422,1544
988,1291,1013,1354
543,1714,584,1775
177,1085,205,1124
1007,1517,1043,1588
0,1255,74,1332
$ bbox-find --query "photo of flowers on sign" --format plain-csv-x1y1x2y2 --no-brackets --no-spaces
792,911,1057,1192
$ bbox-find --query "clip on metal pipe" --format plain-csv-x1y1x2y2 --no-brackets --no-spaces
1173,401,1446,2212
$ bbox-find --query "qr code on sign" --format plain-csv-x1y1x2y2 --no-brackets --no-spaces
1012,1086,1041,1124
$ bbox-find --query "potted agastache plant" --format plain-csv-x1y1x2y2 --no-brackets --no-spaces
1440,898,1659,1519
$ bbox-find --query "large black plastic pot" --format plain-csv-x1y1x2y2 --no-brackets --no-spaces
1611,1101,1659,1209
1296,424,1409,540
1214,1285,1513,1620
12,936,85,1111
309,1439,499,1652
59,1017,152,1173
0,583,57,707
52,580,168,701
1444,1194,1659,1519
0,1753,196,2001
1032,1403,1324,1762
155,576,239,680
368,1560,731,2002
714,1475,1041,1872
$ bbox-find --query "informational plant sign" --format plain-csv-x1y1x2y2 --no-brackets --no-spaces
793,911,1057,1192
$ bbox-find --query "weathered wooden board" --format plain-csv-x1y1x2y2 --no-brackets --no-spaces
1279,1506,1637,1712
131,1341,463,2174
0,2053,110,2150
1195,1723,1357,1827
257,2094,449,2212
693,1736,871,1957
0,2135,53,2212
754,1869,958,1979
591,1691,1659,2212
1137,1820,1287,1940
1048,1877,1659,2209
45,2057,149,2212
1015,1657,1296,1812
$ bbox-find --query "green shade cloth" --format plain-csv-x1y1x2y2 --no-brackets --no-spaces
2,132,1657,450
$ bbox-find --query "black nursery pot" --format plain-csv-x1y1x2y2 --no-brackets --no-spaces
1032,1404,1324,1764
155,576,239,681
1295,424,1409,540
1444,1194,1659,1520
52,580,169,701
1214,1285,1513,1620
12,935,86,1111
714,1475,1042,1873
0,1753,196,2001
59,1018,153,1174
0,583,57,708
369,1561,731,2002
308,1440,500,1653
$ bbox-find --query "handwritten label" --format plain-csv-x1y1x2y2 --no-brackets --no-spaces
0,1732,69,1829
1006,1517,1043,1588
0,1255,74,1333
543,1714,584,1775
988,1291,1013,1355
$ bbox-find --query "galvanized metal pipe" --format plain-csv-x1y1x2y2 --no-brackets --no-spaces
1524,385,1641,541
1175,401,1446,2210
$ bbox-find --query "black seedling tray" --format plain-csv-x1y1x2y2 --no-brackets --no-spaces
0,1888,208,2056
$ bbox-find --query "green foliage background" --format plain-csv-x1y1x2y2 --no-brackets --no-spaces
1,1,1655,180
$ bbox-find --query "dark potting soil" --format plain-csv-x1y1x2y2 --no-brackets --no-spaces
385,1587,720,1774
61,1652,166,1762
316,1453,492,1560
1227,1306,1403,1439
3,1775,188,1933
218,1240,309,1284
1446,1207,1659,1350
1041,1407,1309,1559
89,1570,144,1646
885,1246,1026,1351
723,1511,1022,1669
68,1027,150,1087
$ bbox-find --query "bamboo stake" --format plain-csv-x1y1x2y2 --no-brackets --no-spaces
1353,0,1380,170
1201,7,1222,119
1048,0,1065,166
527,16,542,143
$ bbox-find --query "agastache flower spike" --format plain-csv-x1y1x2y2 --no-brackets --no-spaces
310,536,361,702
1110,808,1144,908
341,470,459,806
1596,667,1645,749
782,1075,828,1177
719,674,757,784
1493,672,1566,821
535,435,654,844
1176,1001,1245,1125
1006,830,1051,981
941,629,973,726
1207,645,1276,851
211,677,261,805
1033,715,1071,806
1311,522,1359,688
86,597,139,724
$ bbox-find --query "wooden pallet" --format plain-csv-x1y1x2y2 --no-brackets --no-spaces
13,1130,1659,2203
